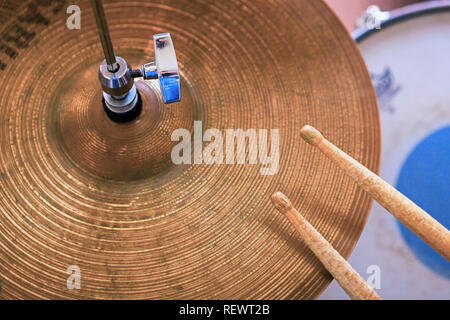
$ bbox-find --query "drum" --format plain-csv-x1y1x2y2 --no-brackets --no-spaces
324,0,417,30
322,1,450,299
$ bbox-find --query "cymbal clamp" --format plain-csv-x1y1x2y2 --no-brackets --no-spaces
98,33,180,122
131,33,181,104
98,56,141,122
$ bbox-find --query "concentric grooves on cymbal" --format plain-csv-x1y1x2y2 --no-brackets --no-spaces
0,0,380,299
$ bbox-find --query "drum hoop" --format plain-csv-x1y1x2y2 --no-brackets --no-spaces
353,0,450,42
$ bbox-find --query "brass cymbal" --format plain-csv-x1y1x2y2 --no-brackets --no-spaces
0,0,380,299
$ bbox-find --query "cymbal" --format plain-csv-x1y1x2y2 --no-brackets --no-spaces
0,0,380,299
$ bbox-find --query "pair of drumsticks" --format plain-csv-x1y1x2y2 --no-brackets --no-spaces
271,125,450,300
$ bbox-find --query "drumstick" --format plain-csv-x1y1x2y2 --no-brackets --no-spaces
271,192,381,300
300,125,450,260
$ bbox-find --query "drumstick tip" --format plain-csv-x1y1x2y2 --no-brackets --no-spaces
271,192,293,213
300,125,323,146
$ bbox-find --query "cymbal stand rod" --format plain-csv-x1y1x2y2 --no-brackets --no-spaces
91,0,119,72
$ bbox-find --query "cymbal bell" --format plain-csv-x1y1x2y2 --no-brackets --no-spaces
0,0,380,299
54,54,195,180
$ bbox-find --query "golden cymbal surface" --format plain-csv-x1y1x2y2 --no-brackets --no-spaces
0,0,380,299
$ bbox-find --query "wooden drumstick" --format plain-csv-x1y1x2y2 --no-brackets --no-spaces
271,192,381,300
300,125,450,260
